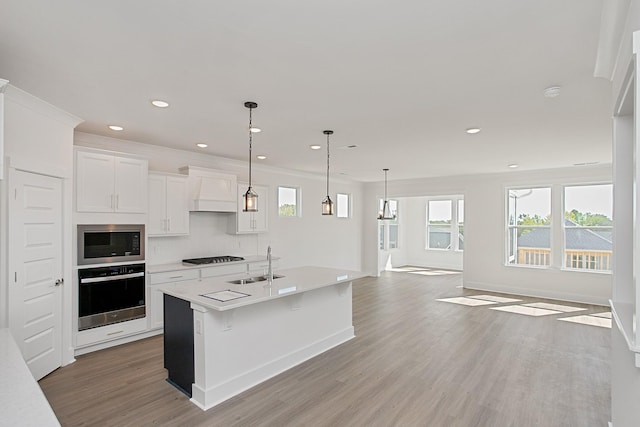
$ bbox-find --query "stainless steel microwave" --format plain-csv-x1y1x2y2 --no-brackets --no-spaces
77,224,145,265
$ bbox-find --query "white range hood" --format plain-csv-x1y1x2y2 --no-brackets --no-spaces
179,166,237,212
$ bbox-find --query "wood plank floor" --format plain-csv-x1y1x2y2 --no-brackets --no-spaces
39,270,611,426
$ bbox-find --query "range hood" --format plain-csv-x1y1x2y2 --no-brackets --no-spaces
179,166,237,212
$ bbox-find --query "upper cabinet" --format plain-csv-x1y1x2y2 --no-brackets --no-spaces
179,166,237,212
76,149,148,213
229,183,269,234
148,172,189,236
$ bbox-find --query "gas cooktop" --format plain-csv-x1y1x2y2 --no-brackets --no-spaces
182,256,245,265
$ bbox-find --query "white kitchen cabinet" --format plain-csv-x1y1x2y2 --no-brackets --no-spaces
229,183,269,234
147,269,199,330
148,172,189,236
76,149,148,213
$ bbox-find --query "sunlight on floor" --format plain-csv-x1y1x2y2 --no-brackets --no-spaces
435,292,611,328
436,297,497,306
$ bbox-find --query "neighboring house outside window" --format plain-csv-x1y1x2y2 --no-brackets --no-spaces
506,184,612,272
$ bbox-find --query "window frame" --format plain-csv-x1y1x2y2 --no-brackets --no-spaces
277,185,301,218
562,183,613,272
336,193,351,219
426,196,464,252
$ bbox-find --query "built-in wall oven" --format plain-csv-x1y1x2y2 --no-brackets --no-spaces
77,224,146,331
78,263,146,331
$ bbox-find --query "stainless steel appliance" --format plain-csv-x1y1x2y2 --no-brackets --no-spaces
78,263,146,330
182,255,244,265
77,224,145,265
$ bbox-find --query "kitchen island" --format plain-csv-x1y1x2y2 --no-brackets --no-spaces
160,266,364,410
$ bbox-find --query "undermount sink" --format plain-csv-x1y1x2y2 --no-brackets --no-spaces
227,274,284,285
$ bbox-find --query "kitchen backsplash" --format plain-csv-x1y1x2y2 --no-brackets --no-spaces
146,212,265,265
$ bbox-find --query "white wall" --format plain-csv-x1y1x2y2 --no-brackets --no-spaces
363,165,613,305
0,84,81,366
74,132,364,272
610,1,640,425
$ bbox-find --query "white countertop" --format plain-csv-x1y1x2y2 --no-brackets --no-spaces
160,266,365,311
147,255,274,274
0,329,60,426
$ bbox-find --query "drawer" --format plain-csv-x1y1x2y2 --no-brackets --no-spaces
76,318,147,348
149,269,199,285
200,263,246,279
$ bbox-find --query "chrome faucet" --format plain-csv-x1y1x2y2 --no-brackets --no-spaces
267,245,273,284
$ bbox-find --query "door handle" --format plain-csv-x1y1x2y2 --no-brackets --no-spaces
55,278,64,286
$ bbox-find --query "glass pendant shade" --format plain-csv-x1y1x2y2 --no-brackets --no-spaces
322,130,334,215
322,195,334,215
243,187,258,212
378,168,396,220
243,101,258,212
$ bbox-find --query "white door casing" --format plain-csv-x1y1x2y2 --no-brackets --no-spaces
9,169,63,380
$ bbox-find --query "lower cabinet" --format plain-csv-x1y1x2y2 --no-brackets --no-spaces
148,269,199,330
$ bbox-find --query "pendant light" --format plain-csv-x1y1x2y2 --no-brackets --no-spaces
243,101,258,212
322,130,334,215
378,168,396,220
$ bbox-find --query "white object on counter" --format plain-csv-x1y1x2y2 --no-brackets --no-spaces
0,329,60,426
161,266,365,411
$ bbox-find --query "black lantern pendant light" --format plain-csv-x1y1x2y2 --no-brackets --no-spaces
243,101,258,212
378,168,396,220
322,130,334,215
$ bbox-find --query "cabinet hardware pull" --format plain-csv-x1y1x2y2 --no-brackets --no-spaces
107,330,124,336
169,275,183,279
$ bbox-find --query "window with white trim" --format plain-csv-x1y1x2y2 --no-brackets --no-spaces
506,187,551,266
563,184,612,271
337,193,351,218
278,186,299,217
426,197,464,251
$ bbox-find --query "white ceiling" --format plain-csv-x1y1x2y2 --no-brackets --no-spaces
0,0,612,182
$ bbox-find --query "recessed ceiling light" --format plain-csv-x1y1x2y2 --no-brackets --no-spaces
250,127,262,133
310,145,322,150
508,164,519,169
466,128,481,134
256,155,267,160
543,86,561,98
108,125,124,131
196,143,208,148
151,99,169,108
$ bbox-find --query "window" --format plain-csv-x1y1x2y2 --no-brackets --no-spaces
278,186,299,217
507,188,551,266
564,184,612,271
337,193,350,218
378,199,398,250
458,199,465,251
426,197,464,251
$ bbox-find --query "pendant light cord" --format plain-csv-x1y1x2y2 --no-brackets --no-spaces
248,106,253,189
326,132,330,196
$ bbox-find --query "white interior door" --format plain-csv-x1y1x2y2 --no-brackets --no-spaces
9,169,63,380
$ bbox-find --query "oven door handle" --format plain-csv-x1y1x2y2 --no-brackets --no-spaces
79,272,145,284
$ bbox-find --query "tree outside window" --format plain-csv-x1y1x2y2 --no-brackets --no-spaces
507,188,551,266
563,184,612,271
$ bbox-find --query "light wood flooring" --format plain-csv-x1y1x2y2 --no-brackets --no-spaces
39,270,611,426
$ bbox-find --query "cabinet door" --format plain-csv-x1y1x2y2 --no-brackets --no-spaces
165,176,189,235
149,285,165,330
114,156,148,213
76,151,115,212
234,184,269,233
251,185,269,232
148,174,166,236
